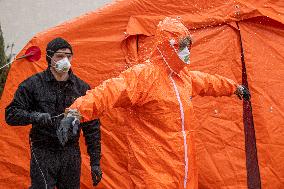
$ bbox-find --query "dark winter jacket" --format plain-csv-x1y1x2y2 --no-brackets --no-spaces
5,68,101,165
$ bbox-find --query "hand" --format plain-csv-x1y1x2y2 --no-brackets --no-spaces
31,112,52,126
57,116,80,146
235,85,251,101
64,108,81,120
91,165,102,186
65,109,81,135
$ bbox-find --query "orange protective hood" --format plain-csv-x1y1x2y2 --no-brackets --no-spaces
151,17,191,73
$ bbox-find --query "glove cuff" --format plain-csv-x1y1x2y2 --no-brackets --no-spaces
30,112,41,124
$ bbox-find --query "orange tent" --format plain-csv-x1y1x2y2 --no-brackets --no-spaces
0,0,283,188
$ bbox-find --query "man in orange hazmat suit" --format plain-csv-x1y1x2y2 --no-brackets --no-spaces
61,17,250,189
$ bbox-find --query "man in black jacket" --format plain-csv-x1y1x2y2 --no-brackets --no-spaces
5,37,102,189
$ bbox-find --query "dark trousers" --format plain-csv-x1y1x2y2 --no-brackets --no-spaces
29,146,81,189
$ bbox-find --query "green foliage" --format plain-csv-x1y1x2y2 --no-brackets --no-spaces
0,24,11,98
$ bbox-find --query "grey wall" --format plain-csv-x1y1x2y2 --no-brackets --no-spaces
0,0,113,55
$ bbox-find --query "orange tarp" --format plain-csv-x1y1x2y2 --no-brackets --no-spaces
0,0,283,188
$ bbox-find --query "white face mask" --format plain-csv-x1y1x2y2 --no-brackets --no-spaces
177,47,190,64
53,57,71,73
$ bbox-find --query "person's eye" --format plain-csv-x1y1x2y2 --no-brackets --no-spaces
56,55,64,59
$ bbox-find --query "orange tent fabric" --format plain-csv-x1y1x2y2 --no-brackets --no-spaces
0,0,283,188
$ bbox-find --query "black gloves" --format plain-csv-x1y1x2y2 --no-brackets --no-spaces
31,112,52,126
82,119,102,187
91,165,102,186
57,116,80,146
235,85,251,101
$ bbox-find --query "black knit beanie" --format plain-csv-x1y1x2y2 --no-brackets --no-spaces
46,37,73,65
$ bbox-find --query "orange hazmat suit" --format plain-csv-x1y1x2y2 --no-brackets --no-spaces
69,17,238,189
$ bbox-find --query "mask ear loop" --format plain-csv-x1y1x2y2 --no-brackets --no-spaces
46,54,57,65
46,54,64,73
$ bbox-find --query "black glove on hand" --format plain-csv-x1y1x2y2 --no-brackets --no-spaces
31,112,52,126
91,165,102,186
235,85,251,101
57,116,80,146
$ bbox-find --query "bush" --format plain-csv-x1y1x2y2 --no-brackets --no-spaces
0,25,12,98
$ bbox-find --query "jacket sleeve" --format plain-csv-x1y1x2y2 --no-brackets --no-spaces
81,119,101,166
5,84,35,126
190,71,238,97
70,65,148,122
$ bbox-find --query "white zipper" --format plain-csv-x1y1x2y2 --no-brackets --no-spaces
169,73,189,189
157,47,189,188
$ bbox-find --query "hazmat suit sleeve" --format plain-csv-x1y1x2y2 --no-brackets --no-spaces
69,64,150,122
190,71,237,97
